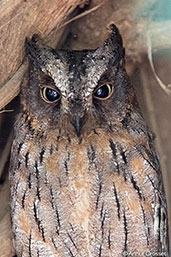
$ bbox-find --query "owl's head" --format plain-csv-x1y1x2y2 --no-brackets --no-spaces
23,24,139,137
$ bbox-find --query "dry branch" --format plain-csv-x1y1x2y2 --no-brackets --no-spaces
147,30,171,96
0,63,27,110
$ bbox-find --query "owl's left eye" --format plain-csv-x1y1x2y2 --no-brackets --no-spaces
93,83,114,100
40,87,61,103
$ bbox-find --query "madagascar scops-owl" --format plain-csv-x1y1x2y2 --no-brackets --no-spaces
9,24,169,257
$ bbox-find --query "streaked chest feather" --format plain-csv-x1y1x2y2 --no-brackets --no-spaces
10,132,168,257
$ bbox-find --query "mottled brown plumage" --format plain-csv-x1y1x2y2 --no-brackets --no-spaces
9,24,169,257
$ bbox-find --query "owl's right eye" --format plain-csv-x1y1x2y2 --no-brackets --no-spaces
40,87,61,103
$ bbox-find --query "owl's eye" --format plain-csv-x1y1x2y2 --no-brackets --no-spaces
41,87,61,103
93,83,114,100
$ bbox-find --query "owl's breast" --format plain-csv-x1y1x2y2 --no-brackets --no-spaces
10,130,168,256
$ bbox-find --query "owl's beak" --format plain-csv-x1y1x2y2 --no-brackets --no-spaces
71,115,84,137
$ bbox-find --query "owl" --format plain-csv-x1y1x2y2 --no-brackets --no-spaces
9,24,169,257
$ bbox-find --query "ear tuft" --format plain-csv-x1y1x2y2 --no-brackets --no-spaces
96,23,125,66
25,34,44,60
105,23,123,49
25,35,55,70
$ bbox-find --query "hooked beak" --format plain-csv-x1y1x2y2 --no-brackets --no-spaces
71,115,84,137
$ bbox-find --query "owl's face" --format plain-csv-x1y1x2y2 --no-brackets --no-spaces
23,25,136,137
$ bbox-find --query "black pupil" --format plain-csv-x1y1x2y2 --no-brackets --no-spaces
94,85,111,98
45,88,59,102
